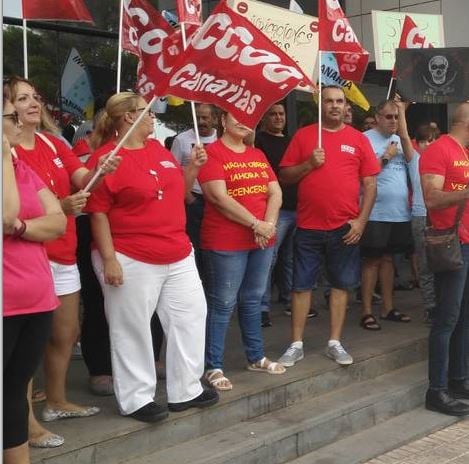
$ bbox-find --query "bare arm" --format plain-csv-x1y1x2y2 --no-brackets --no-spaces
183,145,207,203
263,181,282,225
343,175,377,245
18,188,66,242
3,138,20,230
421,173,469,210
395,98,414,163
90,212,123,286
279,148,325,184
201,180,275,238
71,154,121,192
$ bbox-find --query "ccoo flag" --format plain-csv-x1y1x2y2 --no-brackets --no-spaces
22,0,93,22
395,47,469,104
61,48,94,119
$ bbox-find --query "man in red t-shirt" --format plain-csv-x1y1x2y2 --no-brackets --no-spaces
420,102,469,417
278,86,380,367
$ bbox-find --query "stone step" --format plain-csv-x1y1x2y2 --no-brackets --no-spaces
31,317,428,464
288,408,458,464
126,362,428,464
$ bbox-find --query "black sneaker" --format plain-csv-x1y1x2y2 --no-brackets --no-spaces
127,402,168,423
168,388,219,412
261,312,272,327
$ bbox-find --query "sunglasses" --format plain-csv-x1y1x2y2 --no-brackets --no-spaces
379,113,399,120
133,107,156,117
3,111,20,125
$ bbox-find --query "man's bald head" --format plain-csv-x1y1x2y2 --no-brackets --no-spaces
451,102,469,127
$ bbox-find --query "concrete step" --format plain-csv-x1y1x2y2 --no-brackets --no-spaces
31,333,427,464
288,408,458,464
126,362,428,464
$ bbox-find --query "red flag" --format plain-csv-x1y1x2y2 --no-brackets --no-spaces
176,0,202,26
318,0,369,82
22,0,93,22
392,15,433,78
148,0,312,128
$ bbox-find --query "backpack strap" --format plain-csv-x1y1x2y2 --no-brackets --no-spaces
36,132,58,155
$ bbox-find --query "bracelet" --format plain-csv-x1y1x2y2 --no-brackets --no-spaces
12,219,27,238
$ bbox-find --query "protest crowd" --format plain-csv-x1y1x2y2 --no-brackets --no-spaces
3,0,469,463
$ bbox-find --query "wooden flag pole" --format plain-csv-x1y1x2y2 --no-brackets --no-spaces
83,95,157,192
386,77,395,100
23,19,29,78
116,0,124,92
318,51,322,148
180,23,201,146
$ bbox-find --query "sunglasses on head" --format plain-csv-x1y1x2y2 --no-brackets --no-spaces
3,111,20,125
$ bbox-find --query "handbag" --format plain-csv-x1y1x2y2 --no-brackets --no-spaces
424,202,465,273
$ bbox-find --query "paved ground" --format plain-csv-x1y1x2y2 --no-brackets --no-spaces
366,420,469,464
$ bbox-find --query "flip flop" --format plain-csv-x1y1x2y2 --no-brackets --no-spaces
360,314,381,331
380,309,411,323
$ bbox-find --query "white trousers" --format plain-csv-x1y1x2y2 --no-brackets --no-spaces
92,250,206,414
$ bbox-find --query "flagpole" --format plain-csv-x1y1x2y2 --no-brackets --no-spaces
116,0,124,92
83,95,157,192
180,23,201,146
23,19,29,78
318,50,322,148
386,77,394,100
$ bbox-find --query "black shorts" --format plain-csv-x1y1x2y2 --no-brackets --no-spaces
360,221,414,258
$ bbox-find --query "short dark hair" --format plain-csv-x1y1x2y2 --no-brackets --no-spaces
376,100,397,114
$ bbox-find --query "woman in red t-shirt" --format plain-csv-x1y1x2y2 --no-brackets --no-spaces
5,77,119,426
198,112,285,392
86,92,218,422
3,97,66,463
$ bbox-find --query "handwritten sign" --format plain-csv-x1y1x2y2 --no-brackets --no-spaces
372,10,445,70
229,0,319,92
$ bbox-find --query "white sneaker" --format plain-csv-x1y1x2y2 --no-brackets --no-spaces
326,343,353,365
278,345,304,367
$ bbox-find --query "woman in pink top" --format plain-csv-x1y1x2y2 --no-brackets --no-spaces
3,97,66,464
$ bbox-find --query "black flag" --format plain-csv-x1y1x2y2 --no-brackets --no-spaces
395,47,469,104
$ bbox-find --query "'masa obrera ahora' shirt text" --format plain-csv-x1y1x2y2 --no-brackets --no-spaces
3,159,59,316
86,139,192,264
15,133,84,265
280,124,380,230
198,139,277,251
419,134,469,244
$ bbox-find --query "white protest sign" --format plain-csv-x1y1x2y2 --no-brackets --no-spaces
372,10,445,70
229,0,319,92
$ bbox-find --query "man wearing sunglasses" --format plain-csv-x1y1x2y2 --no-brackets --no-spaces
359,99,416,330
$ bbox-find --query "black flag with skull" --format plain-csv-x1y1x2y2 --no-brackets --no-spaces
395,47,469,104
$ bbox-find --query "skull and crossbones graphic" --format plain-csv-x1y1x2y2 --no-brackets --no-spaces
422,55,457,96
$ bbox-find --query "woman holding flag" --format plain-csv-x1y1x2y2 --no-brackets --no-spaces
86,92,218,422
4,76,119,427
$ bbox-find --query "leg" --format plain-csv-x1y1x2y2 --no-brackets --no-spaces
361,256,381,317
92,251,161,415
291,291,312,341
185,196,205,276
379,254,395,315
151,312,164,363
203,250,247,371
44,292,87,410
275,210,296,305
157,253,206,403
3,443,29,464
238,247,275,363
329,288,348,341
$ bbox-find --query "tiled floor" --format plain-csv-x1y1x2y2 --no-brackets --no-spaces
366,420,469,464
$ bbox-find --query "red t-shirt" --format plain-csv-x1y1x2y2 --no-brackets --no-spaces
198,139,277,251
280,124,380,230
86,139,191,264
15,133,83,264
419,134,469,244
3,160,59,316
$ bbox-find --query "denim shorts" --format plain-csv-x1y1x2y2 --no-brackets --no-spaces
292,225,360,291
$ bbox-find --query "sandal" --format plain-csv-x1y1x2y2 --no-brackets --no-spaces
247,357,286,375
204,369,233,391
380,309,411,323
32,389,47,404
360,314,381,331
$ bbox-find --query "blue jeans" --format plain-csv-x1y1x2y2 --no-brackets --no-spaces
203,247,274,369
429,244,469,391
261,209,296,312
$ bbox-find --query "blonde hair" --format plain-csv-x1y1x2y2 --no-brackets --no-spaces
90,92,141,149
3,75,60,135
